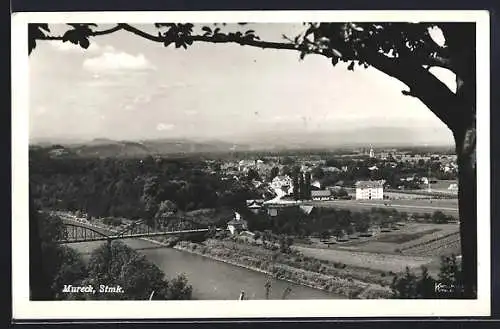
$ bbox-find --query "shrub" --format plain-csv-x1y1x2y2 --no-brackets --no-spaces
391,255,466,299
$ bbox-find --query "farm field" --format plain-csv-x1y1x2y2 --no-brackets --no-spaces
293,223,460,274
401,231,460,257
303,198,459,217
337,223,460,254
293,245,433,273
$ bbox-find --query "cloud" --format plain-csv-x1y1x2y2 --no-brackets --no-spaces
156,123,175,131
49,40,101,53
184,110,198,116
133,94,152,104
83,51,155,71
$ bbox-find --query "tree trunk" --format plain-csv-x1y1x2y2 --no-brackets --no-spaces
454,123,477,298
29,197,53,300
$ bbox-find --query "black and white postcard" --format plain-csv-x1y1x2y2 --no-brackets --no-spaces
11,10,491,319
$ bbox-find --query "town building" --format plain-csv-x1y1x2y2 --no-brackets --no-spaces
311,190,333,201
369,147,375,158
448,183,458,192
311,180,322,190
246,199,264,214
267,207,279,217
299,205,315,215
270,175,294,195
323,166,341,173
227,212,248,235
355,180,384,200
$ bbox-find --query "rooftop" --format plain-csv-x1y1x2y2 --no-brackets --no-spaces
227,219,247,226
311,190,332,197
355,180,384,188
273,175,291,181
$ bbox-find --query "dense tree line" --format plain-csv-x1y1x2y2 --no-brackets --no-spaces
243,206,453,239
244,206,401,238
30,149,262,225
33,210,192,300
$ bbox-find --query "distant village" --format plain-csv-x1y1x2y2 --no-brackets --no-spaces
214,147,459,235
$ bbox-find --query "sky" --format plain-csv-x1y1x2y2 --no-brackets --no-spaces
29,23,456,146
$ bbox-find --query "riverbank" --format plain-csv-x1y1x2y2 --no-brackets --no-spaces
172,242,319,293
60,215,391,299
174,239,392,299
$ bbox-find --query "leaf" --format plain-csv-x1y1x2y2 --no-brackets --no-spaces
347,61,355,71
61,30,71,42
79,37,90,49
245,30,255,35
331,57,339,66
201,26,212,32
214,28,220,34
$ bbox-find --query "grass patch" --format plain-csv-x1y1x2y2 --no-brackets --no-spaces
376,228,441,244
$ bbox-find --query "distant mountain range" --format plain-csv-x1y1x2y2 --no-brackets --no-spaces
29,126,453,157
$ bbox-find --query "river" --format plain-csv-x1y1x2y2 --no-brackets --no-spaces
68,237,341,300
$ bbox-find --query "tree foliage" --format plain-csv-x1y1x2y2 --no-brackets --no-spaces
84,240,193,300
30,152,261,223
33,205,193,300
391,255,464,299
34,211,88,299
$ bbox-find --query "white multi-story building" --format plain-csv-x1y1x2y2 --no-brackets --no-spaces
355,180,384,200
270,175,294,195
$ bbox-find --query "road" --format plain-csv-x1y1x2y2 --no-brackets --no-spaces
302,199,459,216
